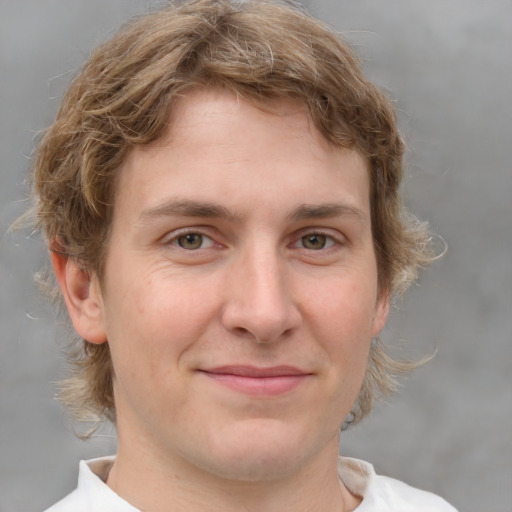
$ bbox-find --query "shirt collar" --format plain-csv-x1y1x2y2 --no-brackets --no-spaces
77,456,140,511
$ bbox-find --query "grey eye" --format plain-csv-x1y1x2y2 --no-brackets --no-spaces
177,233,204,250
301,234,327,250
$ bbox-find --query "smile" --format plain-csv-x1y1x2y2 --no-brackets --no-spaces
198,366,312,397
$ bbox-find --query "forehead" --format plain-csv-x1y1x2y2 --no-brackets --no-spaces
155,88,330,161
114,88,370,220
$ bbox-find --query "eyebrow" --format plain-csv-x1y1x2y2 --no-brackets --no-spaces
288,203,367,222
138,199,243,223
138,199,366,224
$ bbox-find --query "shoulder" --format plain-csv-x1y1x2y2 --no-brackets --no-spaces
368,473,458,511
42,457,139,512
338,457,458,511
43,489,84,512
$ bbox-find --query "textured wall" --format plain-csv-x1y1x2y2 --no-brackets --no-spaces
1,1,510,511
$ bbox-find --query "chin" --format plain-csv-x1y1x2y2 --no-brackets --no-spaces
202,450,304,483
191,418,330,482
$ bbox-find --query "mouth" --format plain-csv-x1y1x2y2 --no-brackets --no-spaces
198,365,312,397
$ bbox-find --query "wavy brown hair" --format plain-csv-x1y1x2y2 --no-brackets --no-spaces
29,0,434,430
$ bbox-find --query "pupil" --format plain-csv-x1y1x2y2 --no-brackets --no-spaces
178,233,202,249
303,234,326,249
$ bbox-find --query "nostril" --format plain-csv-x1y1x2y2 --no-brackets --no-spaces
232,326,252,338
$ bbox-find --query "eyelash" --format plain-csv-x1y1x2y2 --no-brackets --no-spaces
163,228,217,251
292,232,338,251
161,227,345,255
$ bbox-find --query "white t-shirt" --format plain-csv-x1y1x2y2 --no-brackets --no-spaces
44,456,458,511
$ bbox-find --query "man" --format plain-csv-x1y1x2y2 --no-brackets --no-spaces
30,0,456,510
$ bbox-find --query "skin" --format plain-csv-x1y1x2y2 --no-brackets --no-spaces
53,89,389,512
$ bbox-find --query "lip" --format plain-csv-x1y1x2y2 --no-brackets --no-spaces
198,365,312,397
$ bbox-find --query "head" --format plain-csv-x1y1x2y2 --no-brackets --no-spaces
32,0,432,430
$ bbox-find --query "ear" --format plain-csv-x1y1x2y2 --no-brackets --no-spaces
51,251,107,344
371,290,390,338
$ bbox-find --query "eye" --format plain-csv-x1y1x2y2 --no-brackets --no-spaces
298,233,336,250
174,232,214,250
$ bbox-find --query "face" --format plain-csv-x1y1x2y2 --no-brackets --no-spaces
73,89,388,482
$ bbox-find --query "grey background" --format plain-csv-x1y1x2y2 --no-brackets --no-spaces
1,1,511,511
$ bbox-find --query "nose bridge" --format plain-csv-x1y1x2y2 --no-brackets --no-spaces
222,240,299,342
247,245,287,310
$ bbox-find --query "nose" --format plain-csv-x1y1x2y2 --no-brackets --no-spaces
220,246,301,343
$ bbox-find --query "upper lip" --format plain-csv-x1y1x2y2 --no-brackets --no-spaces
200,365,311,378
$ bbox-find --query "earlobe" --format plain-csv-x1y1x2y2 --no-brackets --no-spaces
51,251,107,344
371,290,390,338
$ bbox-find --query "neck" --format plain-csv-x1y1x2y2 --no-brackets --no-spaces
106,434,360,512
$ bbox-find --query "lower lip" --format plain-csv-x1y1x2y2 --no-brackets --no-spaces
201,372,309,397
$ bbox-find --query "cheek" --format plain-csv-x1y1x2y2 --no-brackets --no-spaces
104,270,218,374
104,273,220,420
306,277,377,383
313,278,377,337
302,280,375,425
